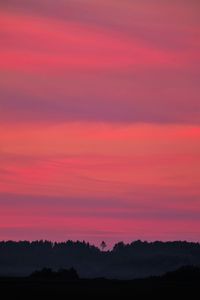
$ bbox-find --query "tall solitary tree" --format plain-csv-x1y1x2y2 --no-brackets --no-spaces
100,241,107,251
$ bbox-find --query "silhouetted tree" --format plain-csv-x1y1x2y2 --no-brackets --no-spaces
113,241,125,252
100,241,107,251
31,267,79,280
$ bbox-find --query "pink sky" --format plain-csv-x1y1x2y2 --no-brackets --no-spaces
0,0,200,247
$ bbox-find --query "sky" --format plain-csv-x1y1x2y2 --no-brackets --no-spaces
0,0,200,247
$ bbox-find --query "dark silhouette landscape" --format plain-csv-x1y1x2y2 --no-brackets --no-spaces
0,240,200,296
0,265,200,297
1,240,200,279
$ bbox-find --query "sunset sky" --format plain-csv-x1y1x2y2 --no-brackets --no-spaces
0,0,200,247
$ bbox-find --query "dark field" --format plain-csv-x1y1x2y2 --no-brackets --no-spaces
0,267,200,298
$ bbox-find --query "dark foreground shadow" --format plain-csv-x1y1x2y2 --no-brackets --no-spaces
0,266,200,298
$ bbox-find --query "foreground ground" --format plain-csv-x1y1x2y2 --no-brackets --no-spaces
0,267,200,298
